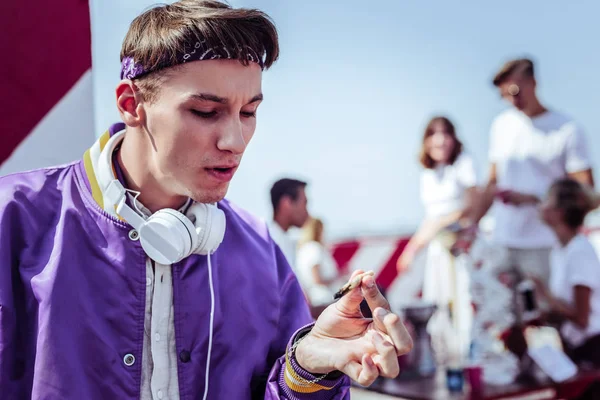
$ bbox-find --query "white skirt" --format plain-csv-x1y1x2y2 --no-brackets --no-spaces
423,236,473,363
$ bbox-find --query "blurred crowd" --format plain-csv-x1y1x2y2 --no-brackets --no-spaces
269,57,600,376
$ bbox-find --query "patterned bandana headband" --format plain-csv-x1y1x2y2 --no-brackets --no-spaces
120,39,264,80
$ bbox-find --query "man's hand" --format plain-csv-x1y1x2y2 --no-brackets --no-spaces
496,189,540,206
294,270,413,387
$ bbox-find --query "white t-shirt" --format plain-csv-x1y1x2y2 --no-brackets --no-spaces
268,221,297,271
489,109,591,248
549,234,600,348
296,240,339,306
420,152,478,219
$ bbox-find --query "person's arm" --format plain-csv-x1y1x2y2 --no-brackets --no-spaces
264,246,350,399
311,264,336,286
0,189,24,398
397,212,461,271
398,185,481,271
469,163,497,225
565,123,594,189
306,244,336,286
569,169,594,189
533,245,597,330
538,283,592,329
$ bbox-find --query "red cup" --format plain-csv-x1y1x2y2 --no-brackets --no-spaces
465,365,483,395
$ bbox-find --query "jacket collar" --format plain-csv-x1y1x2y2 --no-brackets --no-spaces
83,122,125,216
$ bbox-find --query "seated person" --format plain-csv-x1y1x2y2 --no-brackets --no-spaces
296,218,346,309
535,178,600,366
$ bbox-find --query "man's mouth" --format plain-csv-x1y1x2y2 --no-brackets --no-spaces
205,166,238,182
211,167,232,173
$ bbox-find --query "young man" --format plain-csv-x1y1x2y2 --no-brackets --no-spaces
268,178,310,271
471,58,594,313
0,1,412,399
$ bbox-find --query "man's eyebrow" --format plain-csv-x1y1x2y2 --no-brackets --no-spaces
248,94,263,103
189,93,227,104
188,93,263,104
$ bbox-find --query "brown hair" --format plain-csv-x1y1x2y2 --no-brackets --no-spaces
419,116,463,169
549,178,594,229
299,217,324,246
492,58,534,87
120,0,279,102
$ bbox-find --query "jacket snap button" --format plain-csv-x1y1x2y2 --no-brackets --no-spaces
179,350,191,363
128,230,139,241
123,353,135,366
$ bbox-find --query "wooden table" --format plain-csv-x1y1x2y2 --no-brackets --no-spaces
350,368,600,400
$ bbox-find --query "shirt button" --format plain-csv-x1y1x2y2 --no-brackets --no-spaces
128,229,139,241
155,333,161,342
179,350,191,363
123,353,135,366
157,389,164,399
146,277,152,286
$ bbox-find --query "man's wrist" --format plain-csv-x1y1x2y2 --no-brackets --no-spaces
528,194,541,205
283,326,345,393
294,331,335,376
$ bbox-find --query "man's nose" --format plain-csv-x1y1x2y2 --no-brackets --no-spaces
217,118,247,154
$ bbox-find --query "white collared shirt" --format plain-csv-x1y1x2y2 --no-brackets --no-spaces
133,197,191,400
268,220,297,271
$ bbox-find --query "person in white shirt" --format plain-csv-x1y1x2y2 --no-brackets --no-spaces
397,116,479,273
268,178,310,270
296,217,346,308
397,116,479,362
536,178,600,367
471,58,594,292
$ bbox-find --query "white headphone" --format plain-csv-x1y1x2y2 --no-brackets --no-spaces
97,130,226,265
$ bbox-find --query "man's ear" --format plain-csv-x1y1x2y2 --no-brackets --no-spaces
279,196,291,211
116,80,146,127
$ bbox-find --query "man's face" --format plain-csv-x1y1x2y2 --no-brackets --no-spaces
138,59,263,203
498,73,536,112
290,188,309,228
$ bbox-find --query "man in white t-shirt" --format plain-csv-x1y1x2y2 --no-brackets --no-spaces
268,178,310,270
472,58,595,294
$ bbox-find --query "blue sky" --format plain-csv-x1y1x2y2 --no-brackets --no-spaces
91,0,600,239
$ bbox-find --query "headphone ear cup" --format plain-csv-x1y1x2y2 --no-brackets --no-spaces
187,203,226,255
139,209,198,264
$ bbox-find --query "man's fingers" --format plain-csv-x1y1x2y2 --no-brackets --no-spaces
370,332,400,378
343,354,379,387
334,270,368,316
357,354,379,387
374,307,414,356
361,274,390,314
350,269,365,279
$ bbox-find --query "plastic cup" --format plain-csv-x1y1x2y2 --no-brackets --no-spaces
446,367,464,392
465,364,483,395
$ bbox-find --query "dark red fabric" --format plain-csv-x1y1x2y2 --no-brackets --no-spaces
0,0,91,165
376,238,410,291
330,240,360,274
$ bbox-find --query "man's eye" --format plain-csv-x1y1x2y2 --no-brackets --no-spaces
192,110,217,118
241,111,256,118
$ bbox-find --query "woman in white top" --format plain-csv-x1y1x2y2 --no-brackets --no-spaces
537,178,600,366
397,116,479,364
397,116,479,272
296,217,344,307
